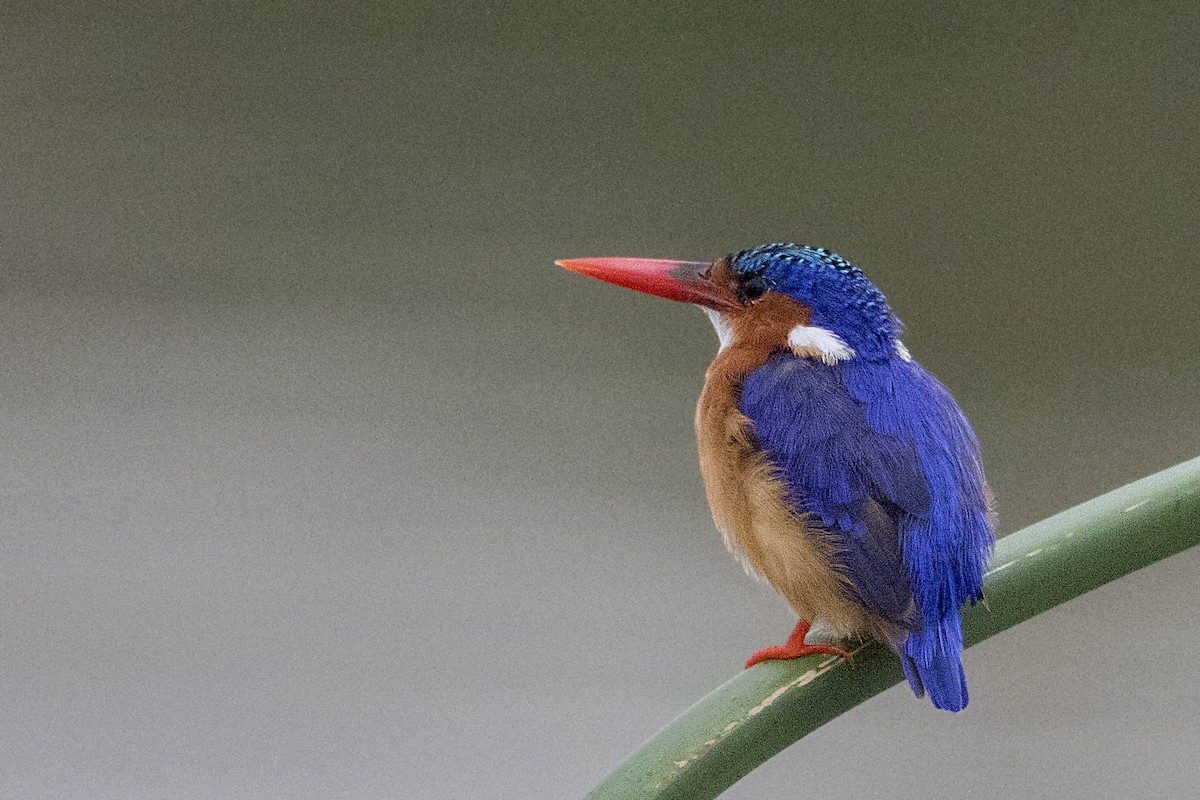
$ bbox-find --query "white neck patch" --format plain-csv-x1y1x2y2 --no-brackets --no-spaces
700,307,734,353
895,340,913,361
787,325,856,365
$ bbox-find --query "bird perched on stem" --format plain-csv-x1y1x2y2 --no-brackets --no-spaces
557,243,994,712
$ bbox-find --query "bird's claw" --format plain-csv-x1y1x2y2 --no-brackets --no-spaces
744,619,853,668
744,641,853,669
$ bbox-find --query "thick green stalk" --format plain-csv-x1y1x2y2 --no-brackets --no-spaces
586,456,1200,800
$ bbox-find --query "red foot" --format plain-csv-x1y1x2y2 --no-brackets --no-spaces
745,620,853,669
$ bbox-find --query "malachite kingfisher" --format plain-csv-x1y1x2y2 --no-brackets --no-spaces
558,243,995,712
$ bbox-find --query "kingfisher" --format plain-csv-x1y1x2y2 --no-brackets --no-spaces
557,243,995,712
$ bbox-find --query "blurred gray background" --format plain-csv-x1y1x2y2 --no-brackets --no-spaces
3,2,1199,798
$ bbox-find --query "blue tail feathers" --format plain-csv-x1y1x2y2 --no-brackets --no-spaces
901,615,969,712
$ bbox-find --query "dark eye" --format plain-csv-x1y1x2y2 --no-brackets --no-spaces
739,275,767,304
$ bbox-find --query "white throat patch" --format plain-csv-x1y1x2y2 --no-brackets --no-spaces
700,307,734,353
787,325,856,365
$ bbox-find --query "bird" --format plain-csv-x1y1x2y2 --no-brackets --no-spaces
557,243,995,712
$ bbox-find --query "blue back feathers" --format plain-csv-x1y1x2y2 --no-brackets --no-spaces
734,244,995,712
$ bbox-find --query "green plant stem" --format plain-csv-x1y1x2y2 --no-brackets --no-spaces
585,456,1200,800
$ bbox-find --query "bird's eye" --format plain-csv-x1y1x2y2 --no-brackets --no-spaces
739,275,767,304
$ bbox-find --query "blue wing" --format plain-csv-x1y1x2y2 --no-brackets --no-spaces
741,352,994,711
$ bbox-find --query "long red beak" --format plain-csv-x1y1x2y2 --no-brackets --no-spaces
556,257,738,312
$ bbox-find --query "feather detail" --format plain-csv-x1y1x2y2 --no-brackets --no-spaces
840,358,995,626
741,352,995,711
905,617,969,712
787,324,856,365
695,299,874,634
696,357,868,632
